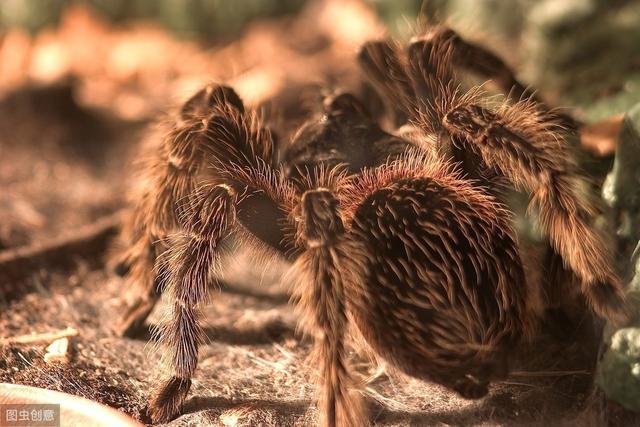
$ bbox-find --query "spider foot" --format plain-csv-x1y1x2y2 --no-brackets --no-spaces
453,376,489,400
588,280,633,326
148,376,191,424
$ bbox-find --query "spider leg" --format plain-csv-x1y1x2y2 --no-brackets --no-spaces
408,27,578,129
113,207,165,336
146,86,294,423
432,91,629,324
424,26,534,102
148,181,293,423
434,26,577,128
358,40,415,127
149,84,248,235
358,26,539,129
404,35,494,184
290,170,365,427
148,183,236,423
116,85,261,337
404,33,627,322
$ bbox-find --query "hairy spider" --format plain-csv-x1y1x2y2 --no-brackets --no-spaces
115,26,628,426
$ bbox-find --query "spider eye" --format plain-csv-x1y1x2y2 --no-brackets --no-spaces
444,107,482,137
443,109,464,128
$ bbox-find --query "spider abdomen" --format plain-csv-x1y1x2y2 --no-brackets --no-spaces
348,178,528,397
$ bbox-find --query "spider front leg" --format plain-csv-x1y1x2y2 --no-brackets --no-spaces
429,26,578,128
426,26,534,102
358,25,537,126
148,184,236,423
358,40,415,127
290,173,364,427
115,85,251,337
145,84,292,423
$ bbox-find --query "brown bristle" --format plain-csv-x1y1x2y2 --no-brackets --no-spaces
148,376,192,424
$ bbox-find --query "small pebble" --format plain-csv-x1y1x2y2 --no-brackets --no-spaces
44,337,69,364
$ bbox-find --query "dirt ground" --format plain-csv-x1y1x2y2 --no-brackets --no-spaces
1,3,640,426
0,260,632,427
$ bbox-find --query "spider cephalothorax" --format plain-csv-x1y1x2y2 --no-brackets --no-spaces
115,25,628,426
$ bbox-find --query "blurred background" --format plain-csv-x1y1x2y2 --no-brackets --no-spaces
1,0,639,248
2,0,640,120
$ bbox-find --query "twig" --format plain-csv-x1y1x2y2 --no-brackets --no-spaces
0,326,78,346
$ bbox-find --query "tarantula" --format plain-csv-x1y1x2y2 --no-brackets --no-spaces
115,26,628,426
